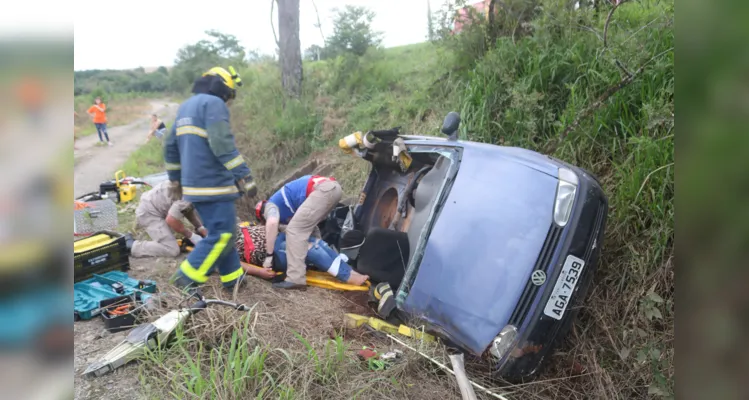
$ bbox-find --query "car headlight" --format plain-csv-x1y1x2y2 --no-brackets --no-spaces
553,168,578,227
489,325,518,360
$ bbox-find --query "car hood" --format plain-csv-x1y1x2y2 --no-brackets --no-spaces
400,144,559,355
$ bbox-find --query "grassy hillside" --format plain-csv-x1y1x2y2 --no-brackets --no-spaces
128,0,673,398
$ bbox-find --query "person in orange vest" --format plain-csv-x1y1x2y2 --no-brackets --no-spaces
87,97,112,146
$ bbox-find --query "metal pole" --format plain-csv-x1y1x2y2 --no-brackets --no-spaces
385,333,510,400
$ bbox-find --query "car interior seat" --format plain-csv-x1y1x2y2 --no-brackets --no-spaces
355,227,410,290
406,155,450,262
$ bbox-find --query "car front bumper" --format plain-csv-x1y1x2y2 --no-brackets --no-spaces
496,173,609,380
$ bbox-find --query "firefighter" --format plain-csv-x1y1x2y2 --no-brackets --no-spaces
165,66,257,291
127,180,206,258
254,175,342,290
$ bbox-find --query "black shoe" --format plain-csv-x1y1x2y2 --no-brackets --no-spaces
124,233,134,254
272,281,307,290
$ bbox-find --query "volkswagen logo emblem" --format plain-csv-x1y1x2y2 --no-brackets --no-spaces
531,270,546,286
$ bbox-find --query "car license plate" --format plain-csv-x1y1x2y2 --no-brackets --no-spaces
543,255,586,320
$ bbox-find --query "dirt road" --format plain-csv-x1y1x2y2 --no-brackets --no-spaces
74,100,178,198
73,100,177,399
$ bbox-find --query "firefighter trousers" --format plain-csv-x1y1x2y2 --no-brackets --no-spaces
176,200,243,287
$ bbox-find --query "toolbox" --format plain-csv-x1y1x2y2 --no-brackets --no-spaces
100,296,141,333
74,230,130,282
74,271,156,321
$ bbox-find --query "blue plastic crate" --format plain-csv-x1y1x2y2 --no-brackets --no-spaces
74,271,156,320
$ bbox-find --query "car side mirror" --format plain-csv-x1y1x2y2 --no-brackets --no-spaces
441,112,460,141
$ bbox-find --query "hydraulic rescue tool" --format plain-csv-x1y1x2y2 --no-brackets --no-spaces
83,291,250,378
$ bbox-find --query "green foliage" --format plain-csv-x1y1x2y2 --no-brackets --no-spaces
433,0,541,71
328,49,395,94
274,100,322,144
325,5,383,58
121,133,167,177
303,44,324,62
74,68,170,95
170,30,248,92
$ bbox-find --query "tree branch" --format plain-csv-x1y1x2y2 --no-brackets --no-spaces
601,0,633,79
603,0,630,48
271,0,280,48
311,0,325,43
558,47,673,141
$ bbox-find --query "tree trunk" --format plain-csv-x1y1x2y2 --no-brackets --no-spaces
277,0,302,98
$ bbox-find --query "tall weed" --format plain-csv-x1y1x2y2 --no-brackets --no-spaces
292,330,348,385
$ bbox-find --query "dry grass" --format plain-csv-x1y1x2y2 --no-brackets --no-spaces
135,273,469,399
135,265,651,400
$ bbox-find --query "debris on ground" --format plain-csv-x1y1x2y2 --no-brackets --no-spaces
357,346,405,371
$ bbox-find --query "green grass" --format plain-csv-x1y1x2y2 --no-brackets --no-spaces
292,330,348,385
138,310,353,399
120,133,167,177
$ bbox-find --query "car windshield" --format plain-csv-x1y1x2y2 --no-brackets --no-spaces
395,146,461,306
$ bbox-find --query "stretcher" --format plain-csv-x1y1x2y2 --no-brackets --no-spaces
241,262,370,292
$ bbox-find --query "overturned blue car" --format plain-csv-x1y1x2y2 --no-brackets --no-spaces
335,112,608,380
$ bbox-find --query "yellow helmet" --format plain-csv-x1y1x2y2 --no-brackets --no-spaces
202,66,243,90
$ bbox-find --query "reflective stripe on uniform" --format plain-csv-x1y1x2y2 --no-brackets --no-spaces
179,232,233,283
176,125,208,138
179,260,209,283
165,162,181,171
182,186,239,196
224,155,244,170
281,187,297,213
220,267,244,283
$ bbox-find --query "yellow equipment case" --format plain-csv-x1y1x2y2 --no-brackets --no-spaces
74,230,130,282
